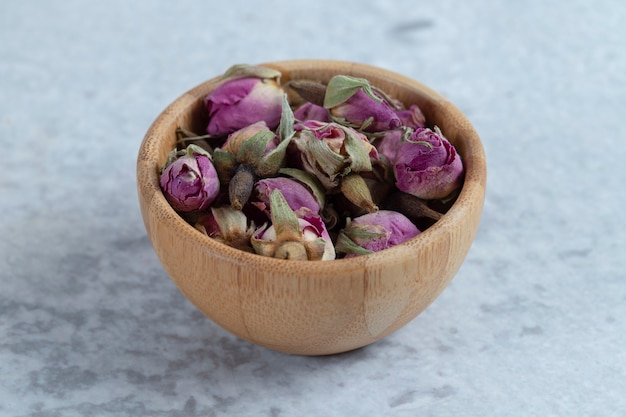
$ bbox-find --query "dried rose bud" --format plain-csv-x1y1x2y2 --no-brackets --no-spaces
212,95,295,210
204,64,284,137
336,210,420,257
294,120,378,187
323,75,401,132
292,120,381,212
195,206,256,252
251,190,335,261
393,127,464,200
250,176,322,217
159,144,220,212
221,121,277,156
293,102,330,123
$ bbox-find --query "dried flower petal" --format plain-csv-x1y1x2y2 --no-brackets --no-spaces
251,190,335,260
396,104,426,129
294,102,330,123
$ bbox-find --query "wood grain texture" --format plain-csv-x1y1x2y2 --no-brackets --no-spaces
136,60,487,355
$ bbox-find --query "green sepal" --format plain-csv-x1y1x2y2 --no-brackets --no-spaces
161,143,212,173
254,94,295,177
221,64,281,82
335,231,374,256
359,116,374,131
211,206,249,240
323,75,382,109
344,222,388,242
256,137,291,178
342,128,373,172
306,132,345,177
209,206,257,250
212,148,238,186
184,143,212,159
278,93,295,143
335,222,389,256
237,130,276,165
269,190,301,240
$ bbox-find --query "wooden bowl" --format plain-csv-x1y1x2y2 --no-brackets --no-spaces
136,60,486,355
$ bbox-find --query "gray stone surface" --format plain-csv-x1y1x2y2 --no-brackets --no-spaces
2,0,625,415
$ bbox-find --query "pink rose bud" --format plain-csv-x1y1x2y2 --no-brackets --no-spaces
393,127,464,200
294,120,379,187
251,177,322,217
204,65,284,137
293,102,330,123
336,210,420,257
254,215,336,261
160,145,220,212
211,94,295,211
251,190,335,260
323,75,401,132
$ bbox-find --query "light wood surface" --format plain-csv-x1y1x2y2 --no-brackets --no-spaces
136,60,487,355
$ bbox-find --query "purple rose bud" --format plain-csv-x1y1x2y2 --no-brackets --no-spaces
336,210,420,257
323,75,401,132
251,177,322,217
251,190,335,260
293,120,379,190
296,120,375,154
293,102,330,123
396,104,426,129
393,127,464,200
205,77,284,137
254,215,335,261
160,145,220,212
212,121,283,210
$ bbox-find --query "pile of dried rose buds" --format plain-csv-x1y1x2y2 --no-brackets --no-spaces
159,64,464,260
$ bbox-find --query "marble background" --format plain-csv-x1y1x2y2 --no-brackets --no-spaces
2,0,625,416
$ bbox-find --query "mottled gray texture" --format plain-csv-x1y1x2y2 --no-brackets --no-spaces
2,0,626,416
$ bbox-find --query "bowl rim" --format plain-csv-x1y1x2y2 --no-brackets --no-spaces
137,59,486,275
